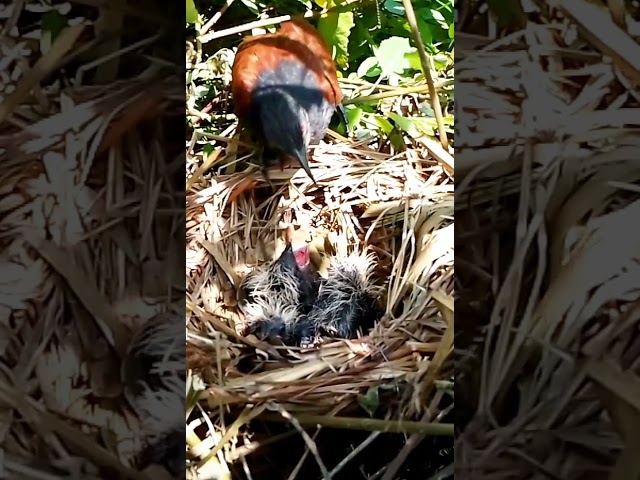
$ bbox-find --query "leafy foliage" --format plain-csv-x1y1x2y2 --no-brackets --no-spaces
187,0,454,168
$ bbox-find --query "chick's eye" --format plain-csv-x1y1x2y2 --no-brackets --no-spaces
272,280,290,293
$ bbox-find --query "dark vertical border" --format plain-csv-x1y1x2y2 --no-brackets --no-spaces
456,1,640,478
0,1,186,478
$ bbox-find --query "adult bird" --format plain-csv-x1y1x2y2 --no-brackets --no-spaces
231,18,347,185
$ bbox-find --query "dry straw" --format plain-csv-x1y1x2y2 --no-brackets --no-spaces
186,139,454,478
457,1,640,478
0,5,183,476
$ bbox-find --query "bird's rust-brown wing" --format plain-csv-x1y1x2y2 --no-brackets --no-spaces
231,34,277,120
278,18,343,105
231,25,341,120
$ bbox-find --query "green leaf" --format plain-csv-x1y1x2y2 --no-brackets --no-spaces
375,36,415,75
388,112,438,137
404,51,422,71
432,52,451,70
239,0,260,15
42,11,68,41
370,114,394,134
357,56,381,78
431,9,445,23
345,106,363,133
318,11,355,70
383,0,404,15
389,129,406,150
186,0,198,24
448,23,454,39
357,386,380,416
203,143,215,157
388,112,420,136
420,103,435,117
416,17,433,46
419,7,450,30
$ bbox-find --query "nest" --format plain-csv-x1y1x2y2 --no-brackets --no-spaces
186,121,454,478
456,2,640,478
0,2,185,474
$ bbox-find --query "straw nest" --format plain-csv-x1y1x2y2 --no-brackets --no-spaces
186,31,454,480
0,3,185,476
457,2,640,478
0,35,183,480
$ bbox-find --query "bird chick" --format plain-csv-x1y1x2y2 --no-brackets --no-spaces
121,312,185,475
238,242,319,345
231,18,346,185
309,250,383,341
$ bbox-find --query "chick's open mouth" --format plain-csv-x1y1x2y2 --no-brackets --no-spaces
292,244,310,269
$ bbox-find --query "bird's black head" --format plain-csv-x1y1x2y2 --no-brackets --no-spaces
252,88,314,182
275,242,310,273
276,242,319,315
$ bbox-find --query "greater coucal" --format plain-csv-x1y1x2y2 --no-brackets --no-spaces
231,18,347,185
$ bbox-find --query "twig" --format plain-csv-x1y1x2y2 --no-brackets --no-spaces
381,391,447,480
260,413,454,435
400,0,449,150
226,431,298,462
286,428,322,480
271,403,332,480
343,82,452,105
328,431,382,477
200,0,236,36
200,13,314,43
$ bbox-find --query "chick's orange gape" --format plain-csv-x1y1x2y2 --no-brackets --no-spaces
231,18,347,185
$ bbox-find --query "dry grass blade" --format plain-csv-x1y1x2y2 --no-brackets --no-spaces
553,0,640,84
587,360,640,480
0,25,84,124
24,235,130,356
457,4,640,477
0,379,148,480
585,359,640,415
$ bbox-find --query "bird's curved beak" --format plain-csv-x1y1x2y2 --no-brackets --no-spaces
292,147,317,185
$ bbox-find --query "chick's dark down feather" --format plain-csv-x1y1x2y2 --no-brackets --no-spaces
238,243,319,345
309,251,383,339
238,246,384,347
122,311,185,474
